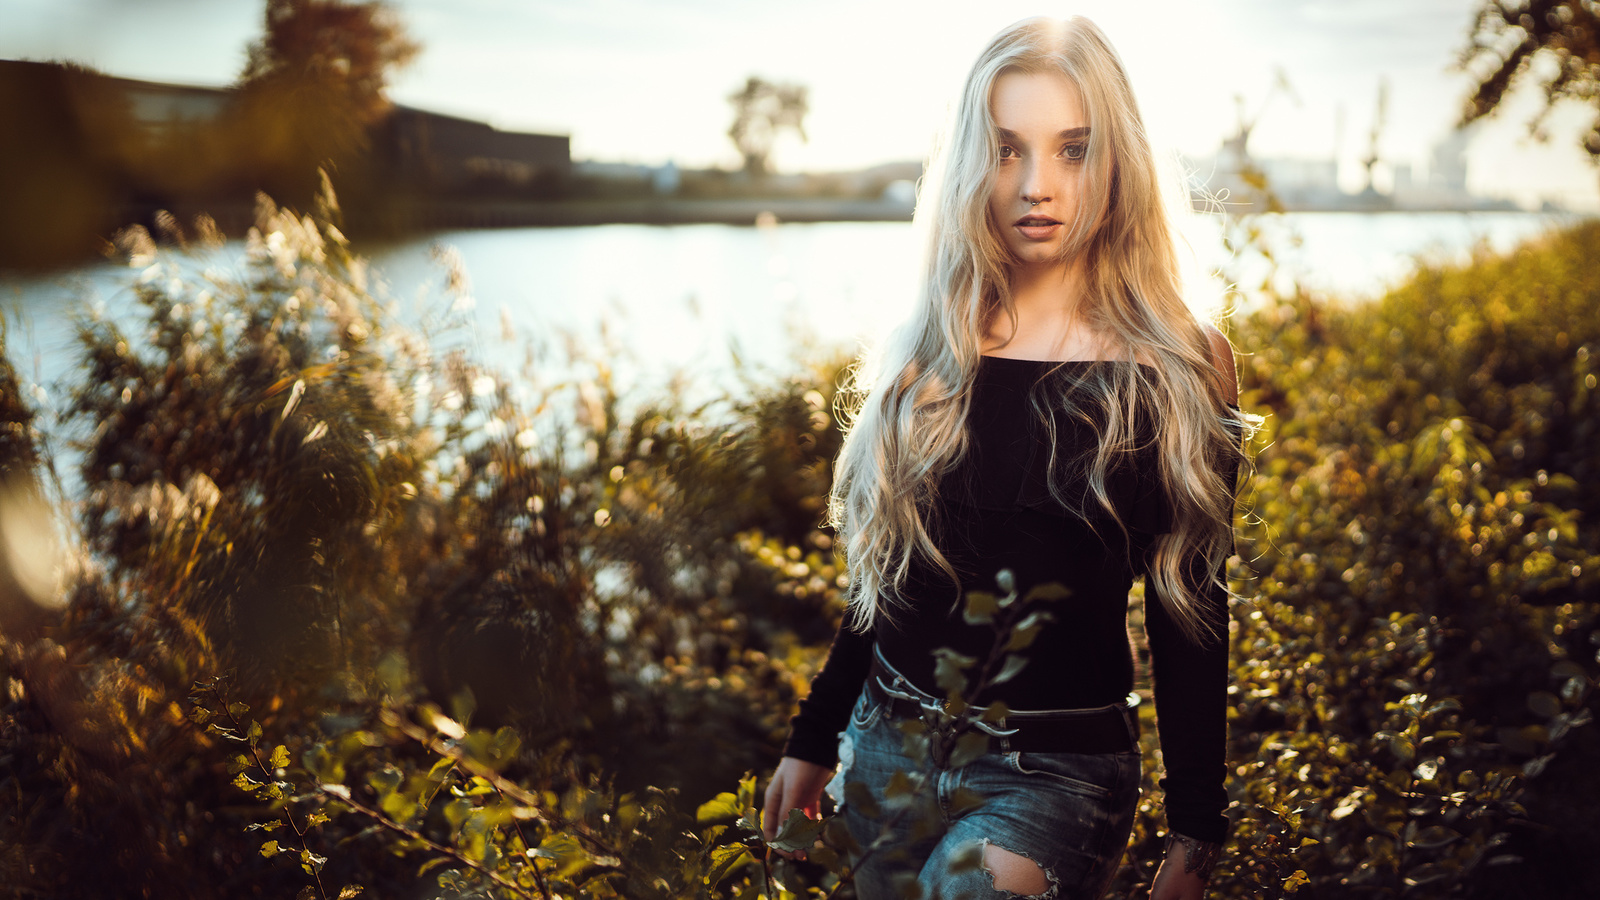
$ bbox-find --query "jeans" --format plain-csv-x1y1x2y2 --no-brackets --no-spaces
830,660,1140,900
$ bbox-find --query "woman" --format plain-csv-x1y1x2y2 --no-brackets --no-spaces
761,16,1252,900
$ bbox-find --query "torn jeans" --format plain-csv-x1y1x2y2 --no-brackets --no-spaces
834,655,1139,900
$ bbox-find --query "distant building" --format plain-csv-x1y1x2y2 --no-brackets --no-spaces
377,107,570,191
103,74,230,135
1188,120,1517,214
0,60,570,194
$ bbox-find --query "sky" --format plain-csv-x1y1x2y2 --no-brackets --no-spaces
3,0,1598,209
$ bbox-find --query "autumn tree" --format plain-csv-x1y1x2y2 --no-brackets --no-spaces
726,76,808,177
231,0,419,201
1461,1,1600,159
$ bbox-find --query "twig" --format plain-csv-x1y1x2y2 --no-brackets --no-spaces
317,784,540,900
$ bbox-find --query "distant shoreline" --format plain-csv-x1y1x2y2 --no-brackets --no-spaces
389,196,919,229
123,196,1573,245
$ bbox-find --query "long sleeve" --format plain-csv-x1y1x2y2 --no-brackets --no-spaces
781,618,874,767
1141,431,1241,845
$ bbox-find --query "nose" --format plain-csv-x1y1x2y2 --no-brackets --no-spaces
1020,158,1051,206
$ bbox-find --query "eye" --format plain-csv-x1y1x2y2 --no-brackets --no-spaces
1063,142,1087,162
998,145,1018,159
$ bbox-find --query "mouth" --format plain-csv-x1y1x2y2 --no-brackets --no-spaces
1012,214,1063,241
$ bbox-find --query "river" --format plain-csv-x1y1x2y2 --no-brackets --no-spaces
1,211,1586,406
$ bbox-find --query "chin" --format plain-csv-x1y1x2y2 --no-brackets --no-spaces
1011,243,1063,266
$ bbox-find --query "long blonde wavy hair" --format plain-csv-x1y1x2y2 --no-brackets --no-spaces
828,16,1255,643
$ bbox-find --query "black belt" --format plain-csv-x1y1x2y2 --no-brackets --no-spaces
865,655,1137,765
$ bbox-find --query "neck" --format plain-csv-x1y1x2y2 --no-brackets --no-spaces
1009,255,1086,317
984,255,1096,357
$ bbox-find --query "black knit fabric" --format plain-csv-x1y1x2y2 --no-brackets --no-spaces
782,356,1239,843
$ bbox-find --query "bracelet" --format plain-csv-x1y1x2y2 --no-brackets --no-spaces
1164,831,1222,881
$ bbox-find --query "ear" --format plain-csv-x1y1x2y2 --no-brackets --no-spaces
1203,324,1238,406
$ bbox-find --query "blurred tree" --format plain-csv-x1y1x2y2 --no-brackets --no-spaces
726,76,808,177
1461,1,1600,159
232,0,419,202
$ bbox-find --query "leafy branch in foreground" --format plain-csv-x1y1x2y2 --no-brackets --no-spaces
691,571,1068,898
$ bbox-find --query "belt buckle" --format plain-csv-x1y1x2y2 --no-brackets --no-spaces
922,707,959,770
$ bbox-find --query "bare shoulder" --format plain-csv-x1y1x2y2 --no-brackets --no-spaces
1202,323,1239,406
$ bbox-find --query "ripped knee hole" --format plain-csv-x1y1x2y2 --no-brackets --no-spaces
981,842,1055,898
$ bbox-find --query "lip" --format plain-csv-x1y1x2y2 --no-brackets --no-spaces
1012,214,1062,241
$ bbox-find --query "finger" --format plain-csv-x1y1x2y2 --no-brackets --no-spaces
762,777,784,841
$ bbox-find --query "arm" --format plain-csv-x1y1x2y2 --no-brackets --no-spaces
762,618,874,847
1147,326,1239,899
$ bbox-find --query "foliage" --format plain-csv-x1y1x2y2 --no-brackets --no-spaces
233,0,420,205
727,76,810,177
1,191,1598,898
1461,0,1600,159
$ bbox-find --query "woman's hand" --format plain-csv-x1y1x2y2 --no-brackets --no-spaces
761,756,833,859
1148,858,1206,900
1148,833,1218,900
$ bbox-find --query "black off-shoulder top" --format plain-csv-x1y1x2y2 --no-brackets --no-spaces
782,355,1240,843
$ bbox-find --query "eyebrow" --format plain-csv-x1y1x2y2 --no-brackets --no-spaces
996,127,1091,142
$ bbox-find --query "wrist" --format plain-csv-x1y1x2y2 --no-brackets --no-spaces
1163,831,1221,882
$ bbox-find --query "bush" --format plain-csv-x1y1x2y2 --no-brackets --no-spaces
1,197,1596,898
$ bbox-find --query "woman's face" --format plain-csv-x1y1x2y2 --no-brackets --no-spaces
987,69,1091,268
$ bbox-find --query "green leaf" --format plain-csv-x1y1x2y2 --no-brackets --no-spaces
1005,612,1050,651
947,787,986,815
844,780,880,819
697,791,741,824
769,808,827,853
205,722,239,741
260,840,280,858
337,887,365,899
443,797,473,831
1402,863,1451,887
367,766,402,797
946,842,984,874
992,655,1028,685
1022,582,1070,604
946,732,990,770
268,745,290,769
1406,826,1460,850
884,769,918,800
737,772,758,825
1527,691,1562,718
417,856,453,878
962,592,998,625
228,702,250,717
825,816,862,856
980,702,1011,724
247,720,263,749
899,729,930,766
933,648,977,697
705,844,751,886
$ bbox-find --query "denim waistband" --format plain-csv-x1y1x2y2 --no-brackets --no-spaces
866,643,1140,752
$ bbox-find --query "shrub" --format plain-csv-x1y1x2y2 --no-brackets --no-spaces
1,197,1595,898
